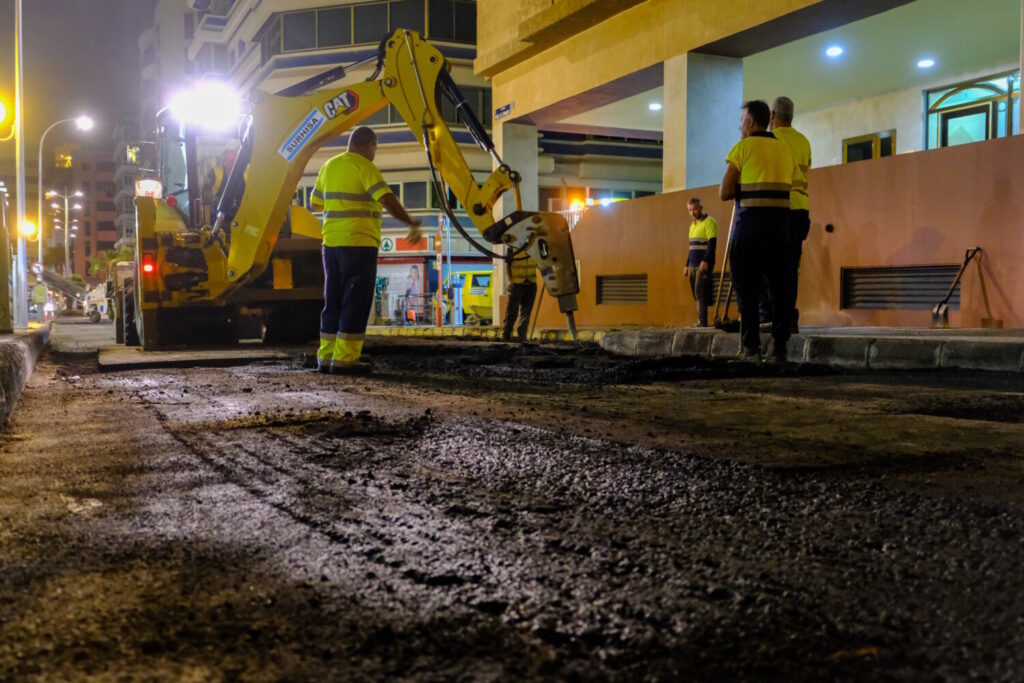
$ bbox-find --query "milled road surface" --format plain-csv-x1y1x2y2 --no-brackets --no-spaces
2,321,1024,680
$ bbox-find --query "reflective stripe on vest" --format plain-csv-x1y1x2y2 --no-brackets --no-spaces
323,209,382,219
737,181,791,209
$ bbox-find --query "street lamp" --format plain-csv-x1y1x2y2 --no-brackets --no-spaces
37,115,93,267
46,188,86,275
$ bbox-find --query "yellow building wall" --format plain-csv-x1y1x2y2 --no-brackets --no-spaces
478,0,821,120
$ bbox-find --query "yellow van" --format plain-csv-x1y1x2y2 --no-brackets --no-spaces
443,269,493,324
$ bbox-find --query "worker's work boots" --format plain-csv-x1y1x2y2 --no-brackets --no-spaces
329,360,374,376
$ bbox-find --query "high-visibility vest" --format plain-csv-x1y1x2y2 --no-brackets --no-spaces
772,126,811,211
509,252,537,284
687,215,718,267
725,131,793,210
310,151,392,248
31,283,47,304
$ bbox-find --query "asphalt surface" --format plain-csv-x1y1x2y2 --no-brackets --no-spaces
1,318,1023,680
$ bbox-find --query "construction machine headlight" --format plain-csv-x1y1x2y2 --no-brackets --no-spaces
169,80,242,132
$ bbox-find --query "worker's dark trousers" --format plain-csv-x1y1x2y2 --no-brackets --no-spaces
759,210,809,326
502,281,537,342
321,246,378,359
688,269,711,326
785,210,810,327
729,210,791,352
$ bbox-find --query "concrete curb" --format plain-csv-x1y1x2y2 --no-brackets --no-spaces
0,327,49,424
601,329,1024,373
366,326,596,345
365,325,1024,373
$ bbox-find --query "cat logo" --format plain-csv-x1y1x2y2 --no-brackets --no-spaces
323,91,359,119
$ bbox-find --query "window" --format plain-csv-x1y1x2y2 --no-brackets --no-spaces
283,11,316,51
390,0,425,34
97,161,116,172
354,3,388,44
926,72,1019,150
98,221,115,232
842,130,895,164
98,201,117,212
258,17,283,64
429,0,475,43
317,7,351,47
404,181,426,208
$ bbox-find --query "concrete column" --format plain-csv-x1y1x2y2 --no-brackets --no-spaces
662,52,744,193
1019,0,1023,133
662,54,688,193
684,53,744,189
492,121,540,323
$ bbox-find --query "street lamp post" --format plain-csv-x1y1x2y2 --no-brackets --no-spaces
47,189,84,276
37,116,93,267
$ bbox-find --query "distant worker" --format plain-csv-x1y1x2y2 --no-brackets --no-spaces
719,100,794,362
684,197,717,327
769,96,811,334
501,248,538,342
206,148,238,198
31,278,48,324
310,126,421,375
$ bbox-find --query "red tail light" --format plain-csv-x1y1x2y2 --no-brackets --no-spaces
141,253,156,274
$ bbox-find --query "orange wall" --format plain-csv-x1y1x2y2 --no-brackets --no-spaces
535,134,1024,330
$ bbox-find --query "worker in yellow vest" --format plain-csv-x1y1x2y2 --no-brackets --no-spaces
769,96,812,334
310,126,421,374
719,100,794,362
31,279,48,324
501,248,538,342
684,197,718,327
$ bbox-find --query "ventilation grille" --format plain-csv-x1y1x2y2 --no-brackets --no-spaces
710,272,733,294
841,265,960,310
596,274,648,304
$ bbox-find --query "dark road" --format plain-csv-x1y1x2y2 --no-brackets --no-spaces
2,333,1023,680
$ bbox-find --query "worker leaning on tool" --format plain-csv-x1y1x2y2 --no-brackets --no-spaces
684,197,718,328
502,248,538,343
768,96,811,335
310,126,421,375
719,100,794,362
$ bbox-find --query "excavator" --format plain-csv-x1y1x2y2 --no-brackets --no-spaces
116,29,579,349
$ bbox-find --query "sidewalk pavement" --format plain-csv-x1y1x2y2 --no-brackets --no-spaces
367,324,1024,373
0,325,48,423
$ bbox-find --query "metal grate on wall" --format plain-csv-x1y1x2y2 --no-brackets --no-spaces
596,274,648,304
840,265,960,310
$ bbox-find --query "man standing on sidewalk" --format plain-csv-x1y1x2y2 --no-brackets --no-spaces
501,248,538,342
310,126,421,375
719,100,793,362
769,96,812,334
684,197,717,327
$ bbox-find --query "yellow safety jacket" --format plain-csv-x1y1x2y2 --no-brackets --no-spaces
508,252,537,284
725,131,794,210
687,215,718,268
772,126,811,211
31,283,47,304
310,151,392,248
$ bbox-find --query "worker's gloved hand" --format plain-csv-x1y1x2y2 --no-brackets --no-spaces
406,220,423,246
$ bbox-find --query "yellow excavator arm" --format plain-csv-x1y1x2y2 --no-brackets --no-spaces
131,30,578,347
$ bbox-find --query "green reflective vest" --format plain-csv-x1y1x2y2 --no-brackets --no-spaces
310,151,392,248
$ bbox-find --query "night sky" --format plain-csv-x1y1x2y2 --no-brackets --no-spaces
0,0,156,156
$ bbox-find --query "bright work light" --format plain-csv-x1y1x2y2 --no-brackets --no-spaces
169,80,242,132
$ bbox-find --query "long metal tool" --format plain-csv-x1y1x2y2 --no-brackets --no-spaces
932,247,981,328
712,203,737,328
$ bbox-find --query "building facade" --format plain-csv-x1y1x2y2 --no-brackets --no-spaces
477,0,1024,330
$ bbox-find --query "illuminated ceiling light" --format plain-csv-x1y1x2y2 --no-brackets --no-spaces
648,102,662,112
917,58,935,69
825,45,843,58
75,115,95,131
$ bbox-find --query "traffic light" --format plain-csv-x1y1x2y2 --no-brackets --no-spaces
0,96,12,141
